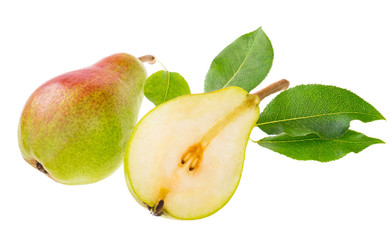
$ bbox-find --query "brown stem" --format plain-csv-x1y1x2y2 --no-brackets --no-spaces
252,79,290,101
138,55,156,64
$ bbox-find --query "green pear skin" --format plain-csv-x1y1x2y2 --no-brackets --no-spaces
18,53,147,185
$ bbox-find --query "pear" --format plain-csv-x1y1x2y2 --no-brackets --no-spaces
124,87,260,219
18,53,155,185
124,80,289,219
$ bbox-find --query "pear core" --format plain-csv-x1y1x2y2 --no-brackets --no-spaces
125,87,260,219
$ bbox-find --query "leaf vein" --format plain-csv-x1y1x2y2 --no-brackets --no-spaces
257,111,380,126
222,35,257,88
163,71,171,102
259,139,380,144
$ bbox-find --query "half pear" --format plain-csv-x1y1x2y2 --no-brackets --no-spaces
124,87,260,219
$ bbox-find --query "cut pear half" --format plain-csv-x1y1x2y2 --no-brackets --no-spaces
124,87,260,220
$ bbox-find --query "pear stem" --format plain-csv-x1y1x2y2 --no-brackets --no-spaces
138,55,157,64
252,79,290,101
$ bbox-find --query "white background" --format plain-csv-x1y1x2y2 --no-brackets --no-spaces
1,1,391,239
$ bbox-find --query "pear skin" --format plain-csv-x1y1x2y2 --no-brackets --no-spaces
18,53,147,185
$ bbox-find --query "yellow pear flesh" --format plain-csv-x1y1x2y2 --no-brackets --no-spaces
124,87,260,219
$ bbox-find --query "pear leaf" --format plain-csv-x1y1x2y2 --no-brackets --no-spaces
204,27,273,93
256,130,384,162
144,70,191,106
257,84,385,139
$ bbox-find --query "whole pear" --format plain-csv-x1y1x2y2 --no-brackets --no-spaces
18,53,150,185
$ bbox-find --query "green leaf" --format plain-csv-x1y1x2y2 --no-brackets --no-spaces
204,27,273,93
257,84,385,139
144,70,191,106
256,130,384,162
